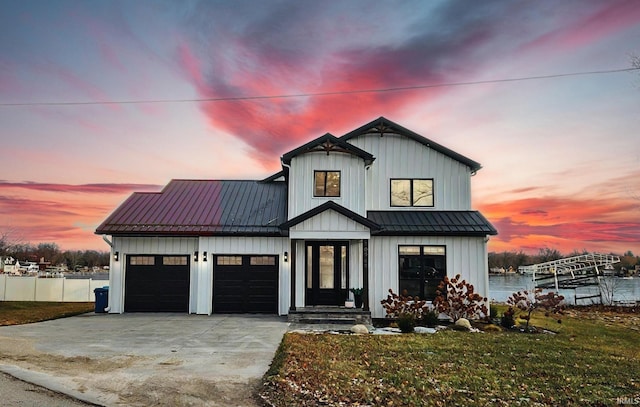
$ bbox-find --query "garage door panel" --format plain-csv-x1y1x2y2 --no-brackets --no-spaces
125,255,190,312
213,255,278,314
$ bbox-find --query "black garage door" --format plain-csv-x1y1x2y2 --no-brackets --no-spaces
125,255,190,312
213,255,278,313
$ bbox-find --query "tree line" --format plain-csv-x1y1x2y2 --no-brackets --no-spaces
489,248,639,272
0,239,109,270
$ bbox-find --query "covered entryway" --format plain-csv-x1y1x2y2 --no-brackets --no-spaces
125,255,190,312
305,241,349,306
213,255,279,313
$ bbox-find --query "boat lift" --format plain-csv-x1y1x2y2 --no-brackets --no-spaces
519,253,621,304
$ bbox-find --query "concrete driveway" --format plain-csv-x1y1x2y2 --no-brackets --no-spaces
0,313,289,407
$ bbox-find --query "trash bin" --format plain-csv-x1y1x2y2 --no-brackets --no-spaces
94,287,109,313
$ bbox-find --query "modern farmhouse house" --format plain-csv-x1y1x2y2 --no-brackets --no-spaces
96,117,497,318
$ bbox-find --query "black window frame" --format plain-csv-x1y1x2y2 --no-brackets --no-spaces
314,170,341,197
398,245,446,301
390,178,434,207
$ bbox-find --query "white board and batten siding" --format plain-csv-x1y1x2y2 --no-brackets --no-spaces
287,152,367,218
347,132,473,211
368,235,489,319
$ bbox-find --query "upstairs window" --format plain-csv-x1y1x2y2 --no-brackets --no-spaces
390,178,433,207
314,171,340,197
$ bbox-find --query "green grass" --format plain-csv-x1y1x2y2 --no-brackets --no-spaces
261,309,640,406
0,301,94,326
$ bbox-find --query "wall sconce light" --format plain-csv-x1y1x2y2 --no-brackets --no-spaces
202,251,207,261
194,251,199,262
113,251,119,262
283,251,288,262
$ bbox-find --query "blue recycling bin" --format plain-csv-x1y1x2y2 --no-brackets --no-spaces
94,287,109,313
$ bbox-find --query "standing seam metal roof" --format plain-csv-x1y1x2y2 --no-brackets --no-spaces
95,180,287,235
367,210,497,236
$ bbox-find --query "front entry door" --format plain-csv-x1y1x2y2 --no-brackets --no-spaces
306,241,349,306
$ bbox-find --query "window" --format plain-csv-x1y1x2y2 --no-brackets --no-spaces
129,256,155,265
250,256,276,266
163,256,187,265
314,171,340,197
390,179,433,207
216,256,242,265
398,245,446,301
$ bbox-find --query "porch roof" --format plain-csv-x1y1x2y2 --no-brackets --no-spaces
279,201,381,231
368,210,498,236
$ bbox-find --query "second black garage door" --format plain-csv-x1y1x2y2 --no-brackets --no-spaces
213,255,278,313
125,255,190,312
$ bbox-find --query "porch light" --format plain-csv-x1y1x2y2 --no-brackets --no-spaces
284,251,288,262
113,251,119,262
194,251,199,262
202,251,207,261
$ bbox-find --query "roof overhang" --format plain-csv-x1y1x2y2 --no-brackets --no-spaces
281,133,375,166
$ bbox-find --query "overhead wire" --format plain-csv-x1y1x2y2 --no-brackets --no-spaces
1,67,638,107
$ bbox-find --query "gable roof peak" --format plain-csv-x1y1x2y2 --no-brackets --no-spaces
281,131,375,165
341,116,482,173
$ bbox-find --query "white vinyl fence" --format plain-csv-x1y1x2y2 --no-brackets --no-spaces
0,275,107,302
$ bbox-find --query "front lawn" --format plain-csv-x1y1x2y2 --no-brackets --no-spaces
262,308,640,406
0,301,94,326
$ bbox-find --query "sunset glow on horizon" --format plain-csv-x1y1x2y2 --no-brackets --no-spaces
1,1,639,255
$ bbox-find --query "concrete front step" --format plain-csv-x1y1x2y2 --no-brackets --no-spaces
287,307,372,325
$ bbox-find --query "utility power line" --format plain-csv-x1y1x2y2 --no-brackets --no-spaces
1,67,638,107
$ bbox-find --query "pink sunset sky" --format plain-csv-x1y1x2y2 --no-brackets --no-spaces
1,1,639,254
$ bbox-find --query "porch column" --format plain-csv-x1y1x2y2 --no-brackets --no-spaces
363,239,369,311
289,239,296,311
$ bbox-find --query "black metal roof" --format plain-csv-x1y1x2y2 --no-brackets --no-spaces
95,180,287,236
341,117,482,172
368,211,497,236
280,201,381,231
281,133,375,166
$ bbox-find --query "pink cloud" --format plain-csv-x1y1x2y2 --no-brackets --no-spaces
522,1,640,54
0,182,162,194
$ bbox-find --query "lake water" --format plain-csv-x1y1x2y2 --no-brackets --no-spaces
489,274,640,305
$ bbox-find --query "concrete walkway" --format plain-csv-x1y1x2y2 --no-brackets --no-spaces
0,313,289,407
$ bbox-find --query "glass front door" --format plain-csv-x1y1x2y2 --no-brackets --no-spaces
306,241,349,306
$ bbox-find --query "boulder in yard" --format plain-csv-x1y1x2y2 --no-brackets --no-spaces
350,324,370,334
454,318,472,330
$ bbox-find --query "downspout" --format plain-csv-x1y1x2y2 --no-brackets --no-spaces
101,235,113,312
102,235,113,247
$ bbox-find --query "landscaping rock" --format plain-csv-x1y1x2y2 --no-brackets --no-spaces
414,327,437,334
350,324,370,334
455,318,472,330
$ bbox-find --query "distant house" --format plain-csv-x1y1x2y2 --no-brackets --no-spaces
96,117,497,317
2,257,19,275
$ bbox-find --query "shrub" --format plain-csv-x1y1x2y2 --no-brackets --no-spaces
422,308,440,327
381,289,429,332
489,303,499,319
397,313,416,333
433,274,488,321
507,288,565,331
380,289,428,320
500,306,516,328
